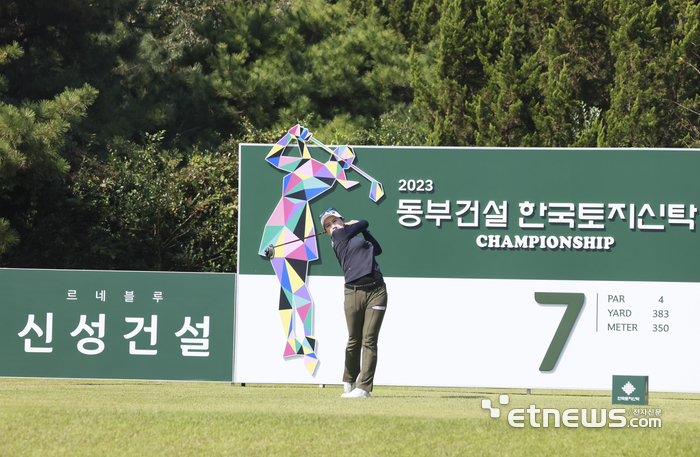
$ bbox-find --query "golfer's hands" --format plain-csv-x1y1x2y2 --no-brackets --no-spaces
345,220,359,225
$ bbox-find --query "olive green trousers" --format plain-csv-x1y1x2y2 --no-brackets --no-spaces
342,283,388,392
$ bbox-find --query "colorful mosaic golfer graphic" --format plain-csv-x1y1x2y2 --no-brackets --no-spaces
258,125,384,374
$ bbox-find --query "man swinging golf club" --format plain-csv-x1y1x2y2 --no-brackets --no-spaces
320,207,388,398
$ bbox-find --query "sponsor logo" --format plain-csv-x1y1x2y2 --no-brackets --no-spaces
481,395,662,428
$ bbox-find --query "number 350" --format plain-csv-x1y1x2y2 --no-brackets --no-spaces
398,179,434,192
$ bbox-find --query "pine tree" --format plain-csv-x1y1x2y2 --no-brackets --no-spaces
191,0,412,136
389,0,417,40
538,0,613,146
411,0,484,145
669,1,700,147
469,14,543,146
601,0,700,147
530,60,578,147
464,0,551,147
409,0,444,46
0,41,98,259
0,218,19,257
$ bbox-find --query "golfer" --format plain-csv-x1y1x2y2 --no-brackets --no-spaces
320,208,387,398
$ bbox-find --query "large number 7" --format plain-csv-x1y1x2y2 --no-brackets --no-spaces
535,292,585,372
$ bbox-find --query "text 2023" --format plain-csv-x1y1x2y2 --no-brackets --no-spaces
398,179,434,192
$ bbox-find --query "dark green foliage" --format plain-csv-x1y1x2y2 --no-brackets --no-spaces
0,41,98,261
0,218,19,256
409,0,444,46
190,0,412,138
599,0,700,147
410,0,700,147
1,0,699,270
67,132,238,271
674,2,700,147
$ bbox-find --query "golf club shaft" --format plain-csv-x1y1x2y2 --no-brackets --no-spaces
273,231,325,248
309,137,377,183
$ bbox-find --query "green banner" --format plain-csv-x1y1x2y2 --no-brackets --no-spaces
613,375,649,405
0,269,235,381
240,145,698,282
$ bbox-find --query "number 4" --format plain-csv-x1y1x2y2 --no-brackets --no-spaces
535,292,585,372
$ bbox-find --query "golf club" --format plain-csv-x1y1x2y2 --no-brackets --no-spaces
264,232,326,259
309,137,385,202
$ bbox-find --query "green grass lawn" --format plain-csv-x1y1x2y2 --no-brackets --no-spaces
1,379,699,456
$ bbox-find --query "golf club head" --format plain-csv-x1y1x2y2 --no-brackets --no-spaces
264,244,275,260
369,180,385,202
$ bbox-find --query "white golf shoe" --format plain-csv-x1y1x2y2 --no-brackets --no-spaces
343,382,356,394
341,388,372,398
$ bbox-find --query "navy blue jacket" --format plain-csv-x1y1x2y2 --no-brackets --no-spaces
331,220,382,284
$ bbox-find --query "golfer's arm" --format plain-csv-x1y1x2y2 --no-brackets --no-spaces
363,230,382,256
344,220,369,238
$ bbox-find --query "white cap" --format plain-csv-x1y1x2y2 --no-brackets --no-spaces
319,208,343,229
